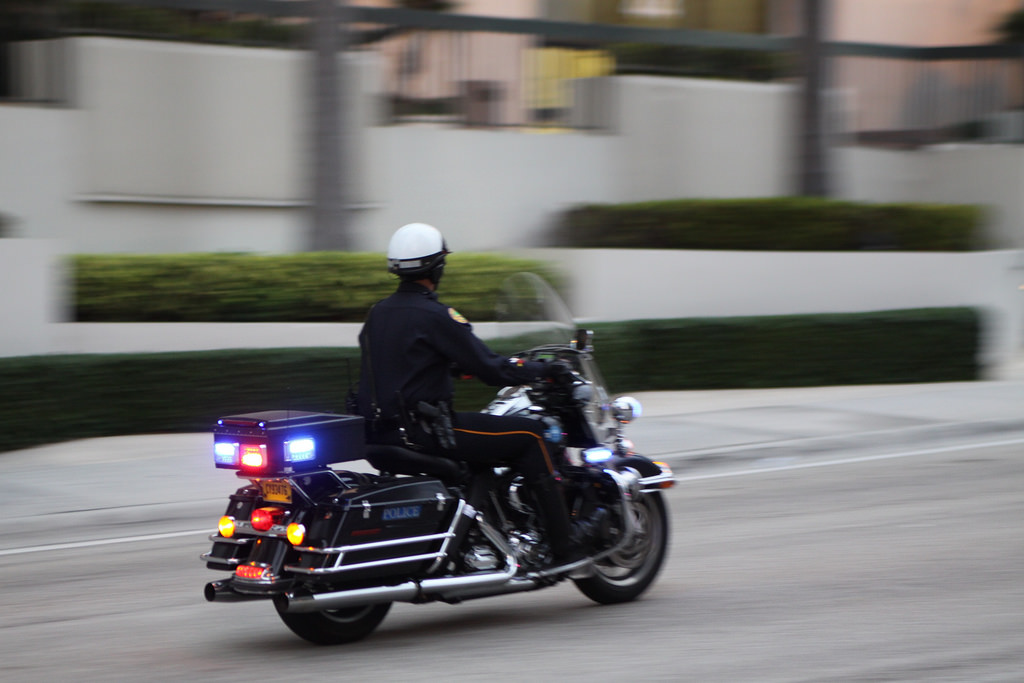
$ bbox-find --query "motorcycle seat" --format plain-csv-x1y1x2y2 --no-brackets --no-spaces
365,444,466,481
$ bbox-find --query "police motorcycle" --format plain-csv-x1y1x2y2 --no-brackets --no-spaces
201,273,675,645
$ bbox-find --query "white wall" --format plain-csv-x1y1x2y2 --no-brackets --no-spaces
0,106,79,242
356,124,616,250
75,38,306,203
836,145,1024,248
610,77,798,200
7,38,1024,255
0,38,802,253
0,240,66,357
1,38,383,253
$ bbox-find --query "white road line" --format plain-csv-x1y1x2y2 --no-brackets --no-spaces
0,529,212,557
5,435,1024,558
675,436,1024,482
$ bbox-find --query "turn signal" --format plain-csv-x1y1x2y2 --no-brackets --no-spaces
286,523,306,546
218,516,236,538
653,461,676,489
251,507,285,532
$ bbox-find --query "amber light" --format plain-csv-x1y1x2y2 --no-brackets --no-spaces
653,461,676,489
251,507,285,532
286,523,306,546
218,516,236,538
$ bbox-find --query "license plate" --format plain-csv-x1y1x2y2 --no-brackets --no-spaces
261,480,292,504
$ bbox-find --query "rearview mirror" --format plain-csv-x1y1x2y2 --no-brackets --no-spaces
572,328,593,352
611,396,642,424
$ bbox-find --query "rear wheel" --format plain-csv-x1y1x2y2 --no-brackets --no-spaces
275,602,392,645
573,492,669,604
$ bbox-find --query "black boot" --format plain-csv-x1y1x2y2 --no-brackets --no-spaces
571,506,609,547
532,475,587,565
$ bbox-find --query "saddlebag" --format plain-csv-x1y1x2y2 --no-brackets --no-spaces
287,476,457,582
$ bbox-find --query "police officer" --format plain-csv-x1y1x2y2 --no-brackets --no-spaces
356,222,583,564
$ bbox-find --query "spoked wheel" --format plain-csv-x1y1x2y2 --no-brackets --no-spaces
573,492,669,604
275,602,392,645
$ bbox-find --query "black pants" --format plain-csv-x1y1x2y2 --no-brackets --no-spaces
368,412,556,480
450,412,576,558
448,412,557,482
372,411,575,558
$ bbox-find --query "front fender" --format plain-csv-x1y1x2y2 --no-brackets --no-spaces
607,454,676,491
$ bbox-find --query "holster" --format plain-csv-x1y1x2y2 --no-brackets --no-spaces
415,400,457,452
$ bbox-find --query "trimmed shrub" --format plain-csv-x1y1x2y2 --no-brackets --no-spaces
611,43,791,82
72,253,560,322
587,308,979,391
553,198,985,251
0,348,358,453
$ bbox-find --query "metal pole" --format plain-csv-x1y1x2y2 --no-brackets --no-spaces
799,0,829,196
310,0,350,251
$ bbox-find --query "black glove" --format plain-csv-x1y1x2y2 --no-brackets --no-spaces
544,360,575,383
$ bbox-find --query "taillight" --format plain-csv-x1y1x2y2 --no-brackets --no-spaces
235,564,269,580
251,507,285,532
240,443,268,470
213,439,269,471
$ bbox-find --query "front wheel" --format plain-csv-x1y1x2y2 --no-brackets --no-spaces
275,602,392,645
573,492,669,604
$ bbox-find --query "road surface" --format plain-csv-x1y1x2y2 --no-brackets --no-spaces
1,430,1021,682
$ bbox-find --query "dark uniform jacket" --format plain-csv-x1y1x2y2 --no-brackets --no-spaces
356,281,548,424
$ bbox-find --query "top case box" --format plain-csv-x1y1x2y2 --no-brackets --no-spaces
213,410,365,473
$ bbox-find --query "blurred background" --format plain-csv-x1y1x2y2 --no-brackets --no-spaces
2,7,1022,677
3,0,1024,382
5,0,1024,253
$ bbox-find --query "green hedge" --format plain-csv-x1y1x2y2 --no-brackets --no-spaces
587,308,979,391
0,308,978,453
553,198,985,251
63,2,306,46
611,43,791,82
0,349,359,453
60,1,452,47
73,253,559,322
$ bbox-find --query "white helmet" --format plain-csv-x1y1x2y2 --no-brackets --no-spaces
387,223,450,282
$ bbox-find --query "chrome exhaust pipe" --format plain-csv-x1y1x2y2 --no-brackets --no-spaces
278,569,537,614
278,581,420,614
419,568,520,598
204,579,269,603
428,576,538,602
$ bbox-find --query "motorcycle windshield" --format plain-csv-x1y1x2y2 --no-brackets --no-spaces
495,273,614,443
494,272,575,348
